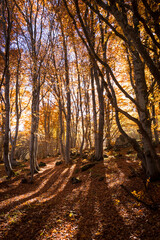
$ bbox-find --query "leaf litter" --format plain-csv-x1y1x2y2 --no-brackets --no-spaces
0,148,160,239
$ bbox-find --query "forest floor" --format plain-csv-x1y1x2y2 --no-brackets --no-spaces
1,147,160,240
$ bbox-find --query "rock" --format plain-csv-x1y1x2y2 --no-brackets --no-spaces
24,153,30,161
39,162,47,167
127,150,133,154
105,144,113,151
99,176,105,181
71,177,82,184
21,178,28,183
114,135,129,148
55,161,63,166
81,163,95,172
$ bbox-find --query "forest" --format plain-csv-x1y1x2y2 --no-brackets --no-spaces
0,0,160,239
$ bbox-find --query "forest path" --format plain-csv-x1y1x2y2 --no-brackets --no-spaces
0,149,160,240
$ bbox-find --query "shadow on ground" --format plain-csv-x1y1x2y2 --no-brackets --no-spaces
1,153,160,240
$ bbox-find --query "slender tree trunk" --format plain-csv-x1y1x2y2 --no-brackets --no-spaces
10,48,21,166
94,67,104,160
60,18,71,164
59,99,65,159
30,91,37,182
90,66,98,157
30,73,40,181
4,69,13,177
105,98,112,149
73,43,85,155
151,102,159,145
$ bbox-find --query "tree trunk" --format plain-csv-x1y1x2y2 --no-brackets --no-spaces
30,74,40,182
10,49,21,166
94,67,104,160
132,54,160,179
4,69,13,178
151,102,159,146
73,43,85,156
58,99,65,159
60,18,71,164
90,66,98,157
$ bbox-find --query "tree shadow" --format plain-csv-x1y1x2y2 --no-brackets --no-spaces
1,157,160,240
74,161,131,240
1,163,77,240
0,164,71,214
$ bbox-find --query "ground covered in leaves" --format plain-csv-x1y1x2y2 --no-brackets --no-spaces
1,147,160,240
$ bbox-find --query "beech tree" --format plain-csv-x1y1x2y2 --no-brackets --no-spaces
0,0,14,178
14,0,50,181
62,0,160,179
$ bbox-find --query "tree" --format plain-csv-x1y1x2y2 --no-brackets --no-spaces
0,0,15,178
14,0,50,181
63,0,160,179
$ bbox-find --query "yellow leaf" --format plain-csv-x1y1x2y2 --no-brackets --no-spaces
69,212,73,218
57,219,62,223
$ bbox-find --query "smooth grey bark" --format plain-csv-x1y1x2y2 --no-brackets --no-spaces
83,76,91,150
151,101,159,146
10,38,21,166
73,43,85,156
51,51,65,159
90,67,98,157
1,0,14,178
84,77,92,149
59,99,65,159
60,18,71,164
4,69,13,177
30,73,40,181
132,53,160,178
93,67,104,160
105,98,112,149
70,88,79,149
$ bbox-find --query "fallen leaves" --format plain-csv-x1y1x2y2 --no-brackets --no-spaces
1,150,160,240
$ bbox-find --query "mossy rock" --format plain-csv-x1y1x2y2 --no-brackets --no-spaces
71,177,82,184
55,161,63,166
